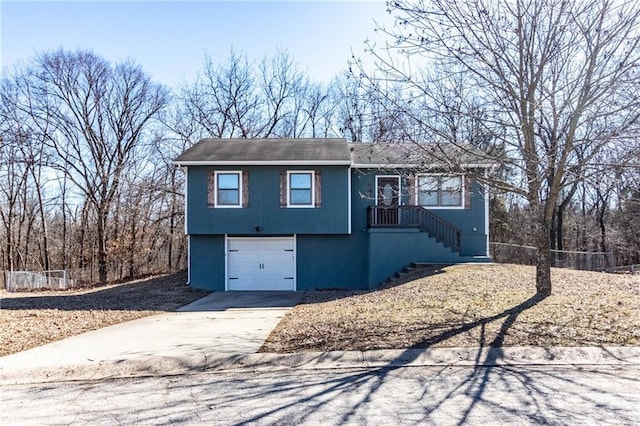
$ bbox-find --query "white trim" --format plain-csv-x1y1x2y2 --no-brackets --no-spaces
414,174,465,210
293,234,297,289
174,161,491,168
214,170,243,208
224,234,228,291
374,175,401,206
174,160,351,166
187,235,191,285
347,167,352,234
183,167,189,234
351,163,493,169
286,170,315,208
484,178,490,256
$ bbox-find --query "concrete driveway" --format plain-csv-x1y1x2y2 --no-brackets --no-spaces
3,290,639,386
0,291,302,383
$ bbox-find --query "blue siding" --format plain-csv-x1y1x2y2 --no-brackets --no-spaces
186,165,349,235
185,166,489,291
296,235,367,290
367,229,477,287
352,169,488,257
189,235,225,291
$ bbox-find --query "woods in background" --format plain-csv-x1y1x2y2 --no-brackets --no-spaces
1,37,639,285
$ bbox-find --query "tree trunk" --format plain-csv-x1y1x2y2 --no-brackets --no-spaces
534,215,553,296
77,203,88,269
556,208,564,252
549,205,557,250
61,175,68,270
35,179,50,271
128,212,137,279
97,208,108,283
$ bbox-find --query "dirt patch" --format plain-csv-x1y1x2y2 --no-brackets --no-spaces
0,272,209,356
261,264,640,353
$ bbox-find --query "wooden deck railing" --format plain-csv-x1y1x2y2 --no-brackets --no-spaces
367,205,461,252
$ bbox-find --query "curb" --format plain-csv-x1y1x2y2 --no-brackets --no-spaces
1,346,639,385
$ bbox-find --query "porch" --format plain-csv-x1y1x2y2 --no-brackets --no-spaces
367,205,461,253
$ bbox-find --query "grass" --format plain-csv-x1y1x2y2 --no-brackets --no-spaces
2,264,638,357
0,272,209,357
260,264,640,353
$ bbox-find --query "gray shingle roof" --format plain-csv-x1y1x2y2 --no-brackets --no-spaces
173,138,494,168
174,138,352,165
348,142,495,168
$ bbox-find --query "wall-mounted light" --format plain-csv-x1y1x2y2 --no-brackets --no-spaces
254,226,262,232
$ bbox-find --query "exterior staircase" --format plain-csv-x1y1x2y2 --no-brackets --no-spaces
367,205,461,252
380,262,447,288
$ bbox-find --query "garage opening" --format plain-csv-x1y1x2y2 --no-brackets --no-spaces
226,237,295,291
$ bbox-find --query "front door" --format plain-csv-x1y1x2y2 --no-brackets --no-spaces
375,176,401,225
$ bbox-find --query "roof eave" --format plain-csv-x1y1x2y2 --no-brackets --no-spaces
172,160,352,166
351,163,497,169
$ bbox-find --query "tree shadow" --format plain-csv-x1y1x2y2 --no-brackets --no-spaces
3,357,638,424
2,291,638,424
410,293,546,349
238,292,637,424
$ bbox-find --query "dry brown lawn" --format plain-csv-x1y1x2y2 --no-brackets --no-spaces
2,265,639,358
261,264,640,353
0,272,209,357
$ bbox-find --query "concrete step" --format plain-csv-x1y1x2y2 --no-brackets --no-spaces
382,263,448,288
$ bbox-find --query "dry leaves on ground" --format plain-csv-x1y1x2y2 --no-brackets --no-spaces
0,272,209,356
261,264,640,353
4,264,639,357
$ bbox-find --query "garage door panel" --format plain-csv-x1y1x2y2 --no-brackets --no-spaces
227,237,295,291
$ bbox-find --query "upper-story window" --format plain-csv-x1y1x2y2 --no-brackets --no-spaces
287,171,314,207
416,175,463,208
214,171,242,207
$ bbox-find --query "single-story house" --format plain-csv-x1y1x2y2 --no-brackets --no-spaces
173,138,492,291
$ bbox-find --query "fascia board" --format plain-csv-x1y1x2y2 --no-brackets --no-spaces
172,160,352,166
351,163,497,169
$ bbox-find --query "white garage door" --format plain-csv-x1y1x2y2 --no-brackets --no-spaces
227,237,295,291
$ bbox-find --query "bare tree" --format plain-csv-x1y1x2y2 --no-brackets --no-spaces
0,68,54,273
181,50,262,138
179,49,340,140
28,49,169,282
363,0,640,295
256,51,306,137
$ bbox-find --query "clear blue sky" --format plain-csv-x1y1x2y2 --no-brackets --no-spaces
1,0,394,88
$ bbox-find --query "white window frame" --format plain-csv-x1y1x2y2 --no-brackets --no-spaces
375,175,402,206
286,170,315,208
214,170,243,208
415,174,465,209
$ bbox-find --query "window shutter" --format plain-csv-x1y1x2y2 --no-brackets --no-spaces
407,175,416,206
242,171,249,207
314,170,322,207
464,176,471,209
280,170,287,207
207,171,215,207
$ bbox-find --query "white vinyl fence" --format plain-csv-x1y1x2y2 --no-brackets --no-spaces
4,270,75,292
490,242,615,272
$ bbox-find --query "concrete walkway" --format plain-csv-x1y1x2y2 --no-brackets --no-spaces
1,291,639,385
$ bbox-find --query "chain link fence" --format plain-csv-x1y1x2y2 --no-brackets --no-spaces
2,259,182,291
4,270,75,292
490,242,615,272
